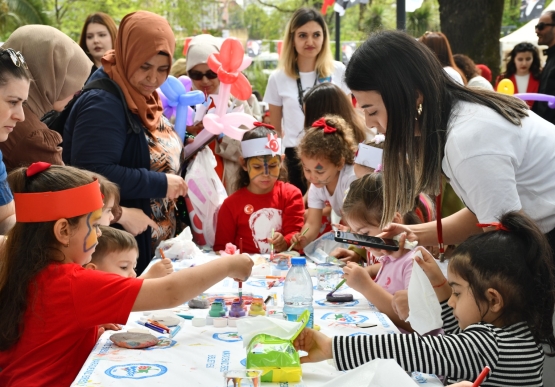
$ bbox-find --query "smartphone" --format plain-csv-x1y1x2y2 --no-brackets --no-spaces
326,293,354,303
334,231,399,251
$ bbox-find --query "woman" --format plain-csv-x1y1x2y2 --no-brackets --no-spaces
0,25,92,171
419,31,466,85
344,30,555,254
78,12,118,79
453,54,493,90
264,7,349,194
495,42,541,108
0,47,30,233
63,11,188,275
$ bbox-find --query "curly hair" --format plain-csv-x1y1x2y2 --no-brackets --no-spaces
297,115,356,167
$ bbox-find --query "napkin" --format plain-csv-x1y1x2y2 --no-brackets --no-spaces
236,316,302,348
320,358,417,387
406,251,443,335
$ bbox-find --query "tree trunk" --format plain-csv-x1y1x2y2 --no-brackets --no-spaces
438,0,504,81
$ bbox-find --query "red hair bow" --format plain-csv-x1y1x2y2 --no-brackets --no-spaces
312,118,336,134
253,122,275,130
27,162,52,177
477,222,509,232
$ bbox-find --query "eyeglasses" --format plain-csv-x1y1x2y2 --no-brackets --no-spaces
535,22,555,31
188,69,218,81
0,48,28,69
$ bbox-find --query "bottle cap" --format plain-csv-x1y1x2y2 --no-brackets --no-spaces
291,257,306,265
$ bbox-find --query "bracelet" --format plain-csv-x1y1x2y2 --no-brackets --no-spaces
432,278,447,288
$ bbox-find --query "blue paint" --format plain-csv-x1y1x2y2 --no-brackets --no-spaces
105,363,167,379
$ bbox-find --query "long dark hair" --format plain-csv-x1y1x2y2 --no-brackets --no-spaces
419,31,467,85
345,30,529,227
501,42,541,79
0,165,93,350
303,83,368,144
0,48,30,86
450,212,555,354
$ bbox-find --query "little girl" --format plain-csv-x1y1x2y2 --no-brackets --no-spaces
294,211,555,386
0,163,253,386
214,123,304,253
291,115,357,249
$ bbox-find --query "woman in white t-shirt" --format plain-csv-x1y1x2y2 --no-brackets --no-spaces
419,31,466,86
264,7,349,194
345,30,555,254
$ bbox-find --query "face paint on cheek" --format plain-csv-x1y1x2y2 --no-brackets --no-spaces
247,158,265,180
83,210,101,252
315,163,324,170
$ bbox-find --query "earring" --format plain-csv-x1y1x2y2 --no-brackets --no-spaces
415,103,423,121
65,242,69,248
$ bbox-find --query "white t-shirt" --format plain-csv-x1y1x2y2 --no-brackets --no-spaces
307,164,357,215
263,61,349,148
442,101,555,233
467,76,493,91
514,74,530,94
443,66,464,85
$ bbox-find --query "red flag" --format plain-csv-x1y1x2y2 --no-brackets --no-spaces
321,0,335,14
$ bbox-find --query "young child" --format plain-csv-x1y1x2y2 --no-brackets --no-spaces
96,174,119,226
291,115,357,250
214,123,304,254
294,211,555,386
0,163,253,386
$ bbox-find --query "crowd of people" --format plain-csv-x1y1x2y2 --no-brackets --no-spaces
0,5,555,387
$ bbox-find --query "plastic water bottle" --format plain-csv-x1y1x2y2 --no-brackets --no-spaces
283,257,314,328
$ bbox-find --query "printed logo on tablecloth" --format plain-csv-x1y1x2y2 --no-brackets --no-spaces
315,299,359,307
105,363,167,379
321,311,368,324
348,332,371,337
144,337,177,350
212,332,243,342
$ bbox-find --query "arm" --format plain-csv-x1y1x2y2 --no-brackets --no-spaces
268,105,283,138
291,208,322,250
280,185,305,246
213,200,236,252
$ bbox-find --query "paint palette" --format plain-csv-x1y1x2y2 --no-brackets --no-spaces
110,332,159,349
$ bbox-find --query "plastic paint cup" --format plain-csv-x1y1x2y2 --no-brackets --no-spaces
223,369,262,387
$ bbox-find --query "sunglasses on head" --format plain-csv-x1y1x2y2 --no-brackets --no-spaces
0,48,28,69
535,22,555,31
188,70,218,81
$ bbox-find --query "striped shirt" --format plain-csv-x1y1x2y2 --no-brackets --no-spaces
332,301,544,386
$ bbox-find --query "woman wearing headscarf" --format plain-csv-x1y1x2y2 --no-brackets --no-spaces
63,11,188,275
0,25,92,171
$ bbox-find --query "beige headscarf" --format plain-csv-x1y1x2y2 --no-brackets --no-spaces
2,25,92,118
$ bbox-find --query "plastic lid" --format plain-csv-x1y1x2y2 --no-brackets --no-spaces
291,257,306,265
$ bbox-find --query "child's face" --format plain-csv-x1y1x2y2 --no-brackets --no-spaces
67,209,103,265
353,164,374,179
244,156,281,194
99,196,115,226
345,216,382,253
96,248,138,278
300,156,342,188
447,269,483,330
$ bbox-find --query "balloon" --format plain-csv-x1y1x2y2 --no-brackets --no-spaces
203,112,256,141
183,37,193,56
178,76,192,92
497,79,514,95
160,75,205,142
514,93,555,109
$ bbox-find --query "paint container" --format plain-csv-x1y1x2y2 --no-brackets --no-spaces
223,369,262,387
213,317,228,328
192,317,206,327
209,301,227,317
228,317,239,327
206,316,214,325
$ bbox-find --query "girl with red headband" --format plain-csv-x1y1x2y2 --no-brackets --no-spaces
214,123,304,253
0,163,253,386
291,115,357,250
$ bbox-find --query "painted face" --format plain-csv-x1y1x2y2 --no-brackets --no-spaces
99,196,115,226
85,23,113,66
95,249,138,278
514,51,533,75
67,208,103,265
189,63,220,96
293,21,324,60
245,156,281,194
352,90,388,135
447,268,484,330
300,156,341,188
0,76,29,142
129,53,171,97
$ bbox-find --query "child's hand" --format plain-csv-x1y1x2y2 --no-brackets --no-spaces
414,247,446,287
448,382,472,387
291,232,308,250
140,258,173,279
330,247,363,263
343,262,373,293
97,323,122,337
268,232,287,252
293,328,333,363
391,290,409,320
228,253,254,281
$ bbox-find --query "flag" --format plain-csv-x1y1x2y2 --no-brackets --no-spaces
321,0,335,14
333,0,370,16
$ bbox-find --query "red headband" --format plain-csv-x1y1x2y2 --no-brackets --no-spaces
477,222,509,232
14,174,103,223
312,118,337,134
253,121,275,130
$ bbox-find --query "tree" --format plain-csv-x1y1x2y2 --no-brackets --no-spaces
438,0,504,79
0,0,49,40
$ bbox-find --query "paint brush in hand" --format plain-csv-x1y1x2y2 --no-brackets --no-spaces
270,228,275,261
327,279,346,297
239,238,243,302
288,227,309,252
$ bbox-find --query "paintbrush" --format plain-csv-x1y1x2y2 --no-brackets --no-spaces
270,228,275,261
288,227,309,252
327,279,346,297
472,366,491,387
239,238,243,302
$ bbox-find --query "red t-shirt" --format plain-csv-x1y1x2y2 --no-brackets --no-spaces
214,181,304,253
0,263,143,387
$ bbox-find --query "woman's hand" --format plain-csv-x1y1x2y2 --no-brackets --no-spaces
118,207,158,236
268,232,287,252
166,174,188,200
293,328,333,363
367,232,410,260
378,224,418,243
391,290,409,320
228,254,254,281
186,121,204,136
343,262,373,293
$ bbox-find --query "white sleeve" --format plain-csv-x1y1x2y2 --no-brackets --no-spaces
263,71,282,107
307,184,326,209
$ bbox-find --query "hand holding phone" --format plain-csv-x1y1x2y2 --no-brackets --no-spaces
334,231,399,251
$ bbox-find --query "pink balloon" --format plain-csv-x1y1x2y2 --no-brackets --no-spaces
219,38,244,72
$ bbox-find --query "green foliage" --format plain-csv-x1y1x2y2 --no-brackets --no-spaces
1,0,50,40
407,0,435,37
245,61,270,96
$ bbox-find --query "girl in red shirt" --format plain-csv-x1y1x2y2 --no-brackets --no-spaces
214,123,304,254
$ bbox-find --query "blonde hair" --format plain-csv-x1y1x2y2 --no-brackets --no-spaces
91,226,138,264
279,7,334,79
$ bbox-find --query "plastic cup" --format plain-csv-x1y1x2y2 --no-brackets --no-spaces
223,369,262,386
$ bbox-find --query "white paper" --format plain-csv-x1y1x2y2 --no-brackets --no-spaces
320,358,417,387
236,315,302,348
393,234,418,250
406,251,443,335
